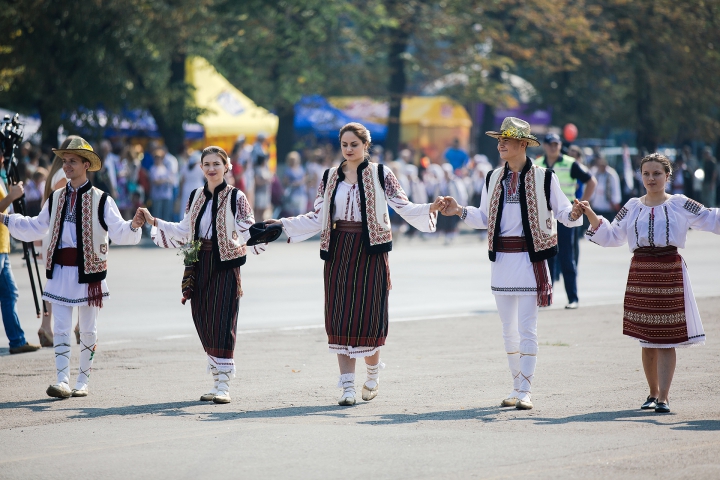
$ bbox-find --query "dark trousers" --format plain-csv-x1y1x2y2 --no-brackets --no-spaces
547,223,579,304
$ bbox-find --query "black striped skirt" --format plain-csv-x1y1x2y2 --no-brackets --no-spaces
190,241,241,358
324,221,390,348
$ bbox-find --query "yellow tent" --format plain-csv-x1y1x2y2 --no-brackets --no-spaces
186,56,278,161
329,96,471,162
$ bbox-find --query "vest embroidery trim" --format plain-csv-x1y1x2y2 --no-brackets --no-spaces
46,191,67,262
362,165,392,247
47,188,107,275
487,165,557,254
188,185,246,261
319,163,391,253
81,193,106,273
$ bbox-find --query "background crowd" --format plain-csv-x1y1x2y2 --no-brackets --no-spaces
7,134,720,241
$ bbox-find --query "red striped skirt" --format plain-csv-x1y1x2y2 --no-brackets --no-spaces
190,242,241,358
324,221,389,348
623,246,687,344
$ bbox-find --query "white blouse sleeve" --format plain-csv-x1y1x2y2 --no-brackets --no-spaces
104,196,142,245
153,206,192,248
281,181,325,243
7,200,51,242
235,191,265,255
463,183,488,229
585,199,634,247
550,173,582,228
383,168,437,233
674,196,720,234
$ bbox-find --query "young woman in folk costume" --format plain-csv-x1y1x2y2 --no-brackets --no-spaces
139,146,265,404
1,136,144,398
580,153,720,413
265,123,445,406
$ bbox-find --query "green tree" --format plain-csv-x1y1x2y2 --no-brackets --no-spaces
213,0,357,164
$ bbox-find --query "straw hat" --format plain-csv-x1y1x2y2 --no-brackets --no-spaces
52,137,102,172
485,117,540,147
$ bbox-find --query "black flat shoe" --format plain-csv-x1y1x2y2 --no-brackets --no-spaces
655,402,670,413
641,396,658,409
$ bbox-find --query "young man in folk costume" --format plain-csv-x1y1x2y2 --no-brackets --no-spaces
0,137,144,398
441,118,584,410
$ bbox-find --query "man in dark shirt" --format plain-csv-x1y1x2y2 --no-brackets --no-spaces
535,133,596,309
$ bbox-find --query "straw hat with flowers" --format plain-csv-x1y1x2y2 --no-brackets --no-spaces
485,117,540,147
52,137,102,172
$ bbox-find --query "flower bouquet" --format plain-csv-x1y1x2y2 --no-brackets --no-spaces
177,239,202,304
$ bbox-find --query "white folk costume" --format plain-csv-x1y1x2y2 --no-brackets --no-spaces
281,160,436,402
462,158,581,406
150,181,264,403
586,195,720,348
5,180,141,394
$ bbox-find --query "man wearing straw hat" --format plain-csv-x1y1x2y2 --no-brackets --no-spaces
441,117,584,410
0,136,144,398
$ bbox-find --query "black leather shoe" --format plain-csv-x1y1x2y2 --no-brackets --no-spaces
641,396,658,409
655,402,670,413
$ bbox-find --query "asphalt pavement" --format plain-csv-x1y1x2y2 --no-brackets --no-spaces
1,230,719,479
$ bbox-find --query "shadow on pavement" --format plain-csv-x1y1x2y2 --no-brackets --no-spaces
510,409,720,430
354,406,503,425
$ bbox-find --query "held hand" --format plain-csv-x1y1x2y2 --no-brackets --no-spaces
429,196,446,214
139,207,155,227
131,208,145,229
577,200,602,230
440,196,461,216
8,182,24,201
570,199,584,221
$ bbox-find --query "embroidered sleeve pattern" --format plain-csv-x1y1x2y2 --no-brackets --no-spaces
683,198,703,215
614,206,628,224
234,192,254,228
585,218,602,237
383,170,408,202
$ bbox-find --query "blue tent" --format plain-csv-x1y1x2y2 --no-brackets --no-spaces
69,108,204,140
294,95,386,143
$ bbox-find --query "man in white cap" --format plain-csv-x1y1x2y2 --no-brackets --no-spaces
0,136,144,398
441,117,584,410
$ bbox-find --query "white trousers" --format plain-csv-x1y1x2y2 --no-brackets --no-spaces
53,304,99,389
494,295,538,401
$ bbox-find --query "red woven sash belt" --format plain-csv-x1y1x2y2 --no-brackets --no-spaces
54,247,104,308
495,236,552,307
54,248,78,266
333,220,363,233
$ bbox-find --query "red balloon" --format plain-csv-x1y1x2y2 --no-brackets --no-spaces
563,123,578,142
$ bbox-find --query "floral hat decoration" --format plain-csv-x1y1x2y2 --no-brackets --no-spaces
52,136,102,172
485,117,540,147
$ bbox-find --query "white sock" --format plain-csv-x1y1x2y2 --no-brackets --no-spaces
208,366,220,394
518,353,537,402
75,332,97,390
338,373,355,397
216,369,233,395
53,334,71,385
507,353,521,398
364,361,385,390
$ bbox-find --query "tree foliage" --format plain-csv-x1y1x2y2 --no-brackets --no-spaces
1,0,719,155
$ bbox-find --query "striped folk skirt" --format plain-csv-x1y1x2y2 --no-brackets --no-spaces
190,241,242,358
623,246,689,345
324,221,390,356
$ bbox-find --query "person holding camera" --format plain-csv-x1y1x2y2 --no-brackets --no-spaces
0,153,41,354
